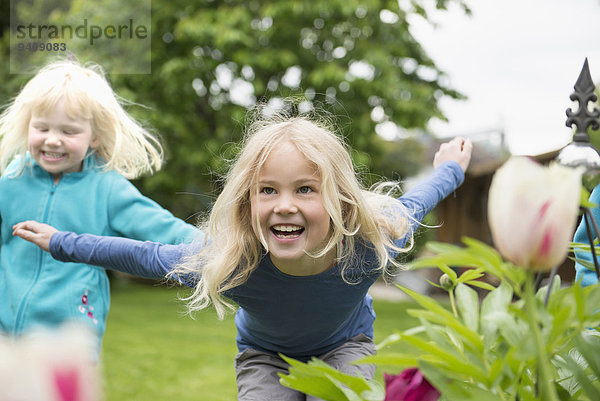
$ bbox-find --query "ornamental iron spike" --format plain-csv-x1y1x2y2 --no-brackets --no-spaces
566,58,600,142
556,58,600,177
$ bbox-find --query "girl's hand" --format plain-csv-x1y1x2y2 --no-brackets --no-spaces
12,221,58,252
433,137,473,172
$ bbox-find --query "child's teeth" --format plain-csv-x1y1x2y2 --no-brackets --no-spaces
272,225,303,239
44,152,64,158
273,225,302,232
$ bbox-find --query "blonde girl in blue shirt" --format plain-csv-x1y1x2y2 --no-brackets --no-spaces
0,60,197,357
15,112,471,399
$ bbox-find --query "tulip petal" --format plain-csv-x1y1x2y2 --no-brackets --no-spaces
488,157,582,271
54,367,80,401
384,368,440,401
537,227,553,260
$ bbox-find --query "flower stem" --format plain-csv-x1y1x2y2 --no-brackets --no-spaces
449,288,458,318
523,272,558,401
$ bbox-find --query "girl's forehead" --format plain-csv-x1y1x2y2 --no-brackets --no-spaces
269,139,317,163
256,157,321,187
265,141,314,166
30,95,91,120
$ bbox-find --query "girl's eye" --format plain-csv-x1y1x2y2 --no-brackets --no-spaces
298,186,313,194
261,187,275,195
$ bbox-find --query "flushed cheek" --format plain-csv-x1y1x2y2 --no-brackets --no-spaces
307,209,331,239
27,134,43,150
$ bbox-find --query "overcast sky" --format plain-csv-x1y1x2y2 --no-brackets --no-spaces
408,0,600,156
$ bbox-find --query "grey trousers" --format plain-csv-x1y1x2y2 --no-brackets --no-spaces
234,334,376,401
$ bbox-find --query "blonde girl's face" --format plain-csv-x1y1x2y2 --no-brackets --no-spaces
28,97,98,183
250,140,335,276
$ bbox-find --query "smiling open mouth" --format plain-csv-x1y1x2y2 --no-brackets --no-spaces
271,225,305,239
42,151,66,160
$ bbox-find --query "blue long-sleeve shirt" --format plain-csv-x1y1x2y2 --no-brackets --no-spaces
49,161,464,360
573,185,600,286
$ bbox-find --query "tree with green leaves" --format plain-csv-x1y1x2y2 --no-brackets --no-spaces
0,0,470,219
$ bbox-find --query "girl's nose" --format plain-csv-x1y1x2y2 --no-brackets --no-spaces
273,194,298,215
45,131,62,146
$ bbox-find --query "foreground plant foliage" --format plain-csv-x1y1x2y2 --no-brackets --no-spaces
280,238,600,401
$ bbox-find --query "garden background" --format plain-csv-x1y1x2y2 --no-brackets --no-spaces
1,0,600,399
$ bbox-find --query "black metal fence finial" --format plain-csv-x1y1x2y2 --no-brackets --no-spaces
566,58,600,142
556,58,600,175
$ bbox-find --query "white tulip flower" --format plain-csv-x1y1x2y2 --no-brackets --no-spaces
488,157,582,271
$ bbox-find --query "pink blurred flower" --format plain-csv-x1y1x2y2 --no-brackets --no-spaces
53,366,81,401
384,368,440,401
0,324,100,401
488,157,582,271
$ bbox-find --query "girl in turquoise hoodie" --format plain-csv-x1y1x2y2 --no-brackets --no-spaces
0,60,197,357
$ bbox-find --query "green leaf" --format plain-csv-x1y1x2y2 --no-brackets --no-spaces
456,269,485,283
444,326,466,355
411,236,527,293
396,284,484,351
574,333,600,379
418,361,505,401
326,373,381,401
557,349,600,400
425,241,462,254
554,382,574,401
374,332,403,350
480,281,513,347
279,355,379,401
497,314,529,349
480,281,512,317
410,251,487,272
467,280,497,291
487,357,505,387
555,353,581,397
580,186,596,207
399,333,489,383
437,263,458,282
357,353,418,367
420,319,465,355
461,237,504,267
455,283,479,332
279,365,351,400
407,307,484,354
582,285,600,321
571,256,599,272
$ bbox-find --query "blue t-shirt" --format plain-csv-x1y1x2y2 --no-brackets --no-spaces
49,161,464,360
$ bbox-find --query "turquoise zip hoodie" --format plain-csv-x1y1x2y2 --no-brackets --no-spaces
0,154,197,354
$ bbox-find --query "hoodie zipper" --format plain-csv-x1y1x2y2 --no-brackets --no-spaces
13,176,58,333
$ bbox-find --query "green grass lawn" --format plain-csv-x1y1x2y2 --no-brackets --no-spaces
101,280,422,400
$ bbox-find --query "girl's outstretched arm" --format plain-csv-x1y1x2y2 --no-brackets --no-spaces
13,221,193,283
433,137,473,172
395,137,472,239
12,221,56,252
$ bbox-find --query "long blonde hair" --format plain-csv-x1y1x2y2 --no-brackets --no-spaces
0,60,162,178
172,113,414,319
